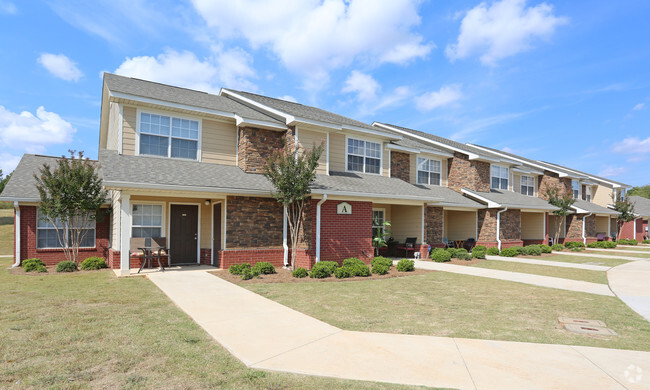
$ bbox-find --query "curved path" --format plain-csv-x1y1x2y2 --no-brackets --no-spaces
148,268,650,390
608,260,650,322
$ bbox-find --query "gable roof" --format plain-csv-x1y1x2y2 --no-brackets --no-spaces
572,199,619,216
461,188,559,211
538,160,629,188
629,196,650,218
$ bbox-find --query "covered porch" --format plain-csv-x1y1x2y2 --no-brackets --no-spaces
372,202,426,258
443,209,478,250
521,211,547,246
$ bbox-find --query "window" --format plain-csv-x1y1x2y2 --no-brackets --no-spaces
572,180,580,199
520,175,535,196
36,209,96,249
347,138,381,174
585,186,592,202
417,158,441,186
139,112,199,160
372,209,385,239
132,204,163,238
491,165,509,190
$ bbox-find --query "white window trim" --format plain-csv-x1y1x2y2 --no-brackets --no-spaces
416,157,442,186
131,202,167,238
491,164,509,190
345,135,383,175
572,180,580,200
372,208,386,238
36,209,97,249
585,185,592,202
135,108,203,162
520,175,535,196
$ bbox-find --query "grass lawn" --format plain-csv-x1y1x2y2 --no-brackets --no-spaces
246,272,650,352
533,254,630,267
609,246,650,252
0,208,13,256
469,260,608,284
583,250,650,258
0,258,428,389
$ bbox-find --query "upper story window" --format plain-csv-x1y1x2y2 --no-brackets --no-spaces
347,138,381,174
572,180,580,199
491,165,509,190
139,112,199,160
585,186,592,202
417,158,441,186
520,175,535,196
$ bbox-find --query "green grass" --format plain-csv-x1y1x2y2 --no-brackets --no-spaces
533,254,630,267
0,257,428,389
583,250,650,258
246,272,650,352
0,208,12,256
469,260,608,284
609,246,650,252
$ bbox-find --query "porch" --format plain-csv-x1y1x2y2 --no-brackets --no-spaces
443,209,477,250
521,211,546,246
372,203,427,258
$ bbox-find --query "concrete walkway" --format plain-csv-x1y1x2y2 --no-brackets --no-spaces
148,268,650,390
553,251,642,262
485,255,611,271
588,248,650,255
411,260,614,296
609,261,650,322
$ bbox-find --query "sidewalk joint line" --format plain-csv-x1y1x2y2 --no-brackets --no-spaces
249,329,343,367
570,346,629,390
452,338,478,390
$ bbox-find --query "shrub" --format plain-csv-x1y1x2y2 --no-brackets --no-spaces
22,258,46,272
345,263,371,277
334,267,352,279
500,247,519,257
486,247,500,256
80,257,107,270
600,241,617,248
551,244,564,251
456,252,472,260
241,267,261,280
565,241,585,249
629,239,639,246
396,259,415,272
229,263,250,275
587,242,599,248
571,247,584,252
617,238,630,245
342,258,364,268
473,245,487,252
472,248,486,259
252,262,276,275
526,245,542,256
292,268,308,278
371,256,393,269
539,244,552,254
431,248,452,262
319,261,340,274
56,261,77,272
372,264,389,275
453,248,468,259
511,246,526,255
643,239,650,244
309,262,335,278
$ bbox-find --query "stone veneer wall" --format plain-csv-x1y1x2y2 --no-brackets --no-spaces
565,215,597,242
424,206,444,247
477,209,523,247
390,151,410,182
447,152,490,193
237,126,286,173
226,196,283,248
538,171,573,200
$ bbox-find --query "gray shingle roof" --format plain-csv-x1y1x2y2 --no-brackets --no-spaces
572,199,619,215
104,73,283,125
629,196,650,217
463,189,559,211
538,160,629,187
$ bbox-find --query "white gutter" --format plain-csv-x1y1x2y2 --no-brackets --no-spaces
13,201,20,267
496,206,508,251
460,189,501,208
315,194,328,263
582,212,593,245
283,205,288,267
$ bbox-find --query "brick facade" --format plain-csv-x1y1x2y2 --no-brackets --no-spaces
424,206,444,246
477,208,523,248
447,152,490,193
564,214,597,242
226,196,283,248
390,151,410,182
237,126,285,173
538,171,572,200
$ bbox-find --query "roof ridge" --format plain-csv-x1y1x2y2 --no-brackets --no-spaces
105,73,211,96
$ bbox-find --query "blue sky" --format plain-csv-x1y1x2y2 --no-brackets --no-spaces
0,0,648,185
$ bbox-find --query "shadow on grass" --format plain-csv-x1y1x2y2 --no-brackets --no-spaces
0,216,12,225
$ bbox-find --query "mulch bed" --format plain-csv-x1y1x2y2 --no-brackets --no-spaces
210,266,435,284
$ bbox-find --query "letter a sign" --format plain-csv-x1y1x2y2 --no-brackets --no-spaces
337,202,352,215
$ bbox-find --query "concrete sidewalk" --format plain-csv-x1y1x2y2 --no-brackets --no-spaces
588,248,650,255
410,260,614,296
485,255,611,271
148,268,650,390
609,261,650,322
552,251,642,262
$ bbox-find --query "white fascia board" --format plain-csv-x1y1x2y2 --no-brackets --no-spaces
426,202,486,210
570,205,590,214
220,89,294,123
539,161,628,188
234,115,287,131
512,167,545,175
460,189,502,208
109,91,236,120
468,143,570,177
341,124,402,140
290,116,342,131
311,189,443,202
104,180,270,196
386,144,420,154
419,148,454,158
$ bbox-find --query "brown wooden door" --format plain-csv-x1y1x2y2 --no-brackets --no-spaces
169,204,198,264
213,205,222,267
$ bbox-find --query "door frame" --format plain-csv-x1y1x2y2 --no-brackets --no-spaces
168,202,201,264
211,200,225,266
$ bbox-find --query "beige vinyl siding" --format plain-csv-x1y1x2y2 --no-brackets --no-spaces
107,102,120,151
382,147,389,177
110,190,121,250
201,119,237,166
391,205,422,243
521,212,544,239
329,132,345,171
592,185,614,207
596,216,610,234
410,154,448,186
549,215,566,239
122,106,137,155
610,218,617,236
444,210,477,240
513,174,521,194
298,129,327,175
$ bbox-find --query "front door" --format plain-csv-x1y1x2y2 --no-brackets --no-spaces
169,204,198,264
212,204,222,267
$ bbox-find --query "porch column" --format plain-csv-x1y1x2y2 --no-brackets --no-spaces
120,192,131,275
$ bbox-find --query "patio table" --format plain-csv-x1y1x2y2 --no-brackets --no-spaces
137,246,166,274
454,240,465,249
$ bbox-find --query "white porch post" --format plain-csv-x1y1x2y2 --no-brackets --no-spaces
13,201,20,267
282,205,288,267
120,193,131,275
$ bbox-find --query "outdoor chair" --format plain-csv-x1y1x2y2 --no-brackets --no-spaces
398,237,418,258
463,238,476,251
596,233,607,242
442,237,454,248
130,237,168,273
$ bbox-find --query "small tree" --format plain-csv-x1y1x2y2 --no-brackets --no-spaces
611,192,636,239
0,169,11,195
34,151,107,264
264,143,324,270
372,220,392,256
545,187,576,245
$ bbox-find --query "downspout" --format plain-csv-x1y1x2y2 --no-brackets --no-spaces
282,205,288,267
582,212,593,246
315,194,328,263
12,201,20,268
496,206,508,251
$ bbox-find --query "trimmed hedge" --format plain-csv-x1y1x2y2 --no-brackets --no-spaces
453,248,469,259
252,262,276,275
431,248,451,262
486,247,500,256
643,239,650,244
371,264,389,275
539,244,552,254
396,259,415,272
618,238,639,246
371,256,393,269
565,241,586,249
309,262,335,278
241,267,261,280
525,245,542,256
500,247,519,257
56,261,77,272
471,248,486,259
334,267,352,279
473,245,487,252
23,258,47,273
551,244,564,251
292,268,308,278
229,263,251,275
80,257,107,270
319,261,340,275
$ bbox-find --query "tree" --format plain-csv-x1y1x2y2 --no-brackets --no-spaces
372,220,392,256
628,185,650,199
0,169,11,195
34,151,107,264
611,192,636,239
264,143,323,270
545,186,576,245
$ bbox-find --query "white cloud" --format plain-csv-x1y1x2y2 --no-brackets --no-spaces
598,166,626,178
415,84,462,111
633,103,645,111
192,0,433,84
612,136,650,155
0,153,21,175
342,71,381,102
38,53,83,82
0,106,76,153
277,95,297,103
446,0,568,65
0,1,16,14
113,48,257,93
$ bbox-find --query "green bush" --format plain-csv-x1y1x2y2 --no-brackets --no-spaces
472,248,486,259
342,258,364,268
252,262,276,275
292,268,308,278
431,248,452,262
80,257,107,270
319,261,340,274
486,247,500,256
445,248,457,258
600,241,617,248
539,244,552,254
309,262,335,278
526,245,542,256
565,241,585,249
500,247,519,257
629,239,639,245
511,246,526,255
345,263,371,277
22,258,46,272
453,248,468,259
56,261,77,272
456,252,472,260
643,239,650,244
372,264,389,275
241,267,261,280
551,244,564,251
587,242,599,248
334,266,352,279
229,263,250,275
371,256,393,269
396,259,415,272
